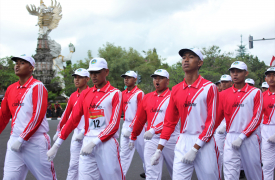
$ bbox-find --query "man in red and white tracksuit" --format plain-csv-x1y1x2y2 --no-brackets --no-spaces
130,69,180,180
120,70,146,177
47,58,124,180
217,61,263,180
0,55,56,180
52,68,90,180
152,48,220,180
261,67,275,180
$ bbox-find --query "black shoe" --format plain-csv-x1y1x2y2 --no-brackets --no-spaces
140,172,146,179
239,170,245,179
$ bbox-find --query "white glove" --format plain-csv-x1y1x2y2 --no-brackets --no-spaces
74,132,85,142
181,147,198,164
11,140,23,152
144,129,154,140
217,125,226,134
231,137,243,149
267,134,275,144
80,141,96,156
53,131,59,141
151,149,162,165
47,143,60,162
122,129,131,138
129,141,135,150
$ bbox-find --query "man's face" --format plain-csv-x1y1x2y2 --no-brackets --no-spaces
89,69,109,86
221,81,232,90
181,51,203,72
216,83,222,92
74,75,89,88
14,59,33,76
262,87,268,92
153,76,169,92
265,72,275,87
124,76,136,87
230,68,248,84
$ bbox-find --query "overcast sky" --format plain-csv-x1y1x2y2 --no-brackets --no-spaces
0,0,274,66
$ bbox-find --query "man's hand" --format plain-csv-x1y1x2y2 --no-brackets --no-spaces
47,143,60,162
80,141,96,156
232,137,243,149
74,132,85,142
181,147,198,164
151,149,162,165
217,125,226,134
268,134,275,144
129,141,135,150
144,129,154,140
53,131,59,141
122,129,131,138
11,140,23,152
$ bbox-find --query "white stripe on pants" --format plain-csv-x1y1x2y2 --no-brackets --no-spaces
3,134,56,180
223,133,262,180
173,134,220,180
120,122,146,176
261,124,275,180
79,136,125,180
66,129,83,180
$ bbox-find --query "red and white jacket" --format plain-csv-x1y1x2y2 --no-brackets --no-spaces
57,86,89,132
160,75,218,147
57,82,122,145
217,83,263,139
0,76,49,141
262,89,275,125
130,88,180,141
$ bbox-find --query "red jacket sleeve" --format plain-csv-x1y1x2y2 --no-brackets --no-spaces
20,83,48,140
129,91,144,128
131,98,148,140
98,91,122,142
0,89,12,134
57,95,74,131
198,84,219,142
242,90,263,137
215,91,225,131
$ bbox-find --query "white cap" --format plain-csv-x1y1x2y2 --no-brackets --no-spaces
245,78,255,85
178,48,204,61
262,82,269,88
72,68,89,77
87,58,108,71
265,67,275,75
150,69,169,79
121,70,137,78
228,61,247,71
11,54,35,67
220,74,232,81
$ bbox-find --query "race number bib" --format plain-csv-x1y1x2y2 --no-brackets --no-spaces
89,109,106,129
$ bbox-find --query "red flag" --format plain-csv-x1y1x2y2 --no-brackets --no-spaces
270,56,275,67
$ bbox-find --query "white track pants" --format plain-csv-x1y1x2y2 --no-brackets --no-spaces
173,134,220,180
120,122,146,176
79,136,125,180
3,134,56,180
214,132,226,176
261,124,275,180
144,134,178,180
66,129,83,180
223,133,262,180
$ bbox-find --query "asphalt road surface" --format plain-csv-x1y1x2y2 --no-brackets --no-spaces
0,120,252,180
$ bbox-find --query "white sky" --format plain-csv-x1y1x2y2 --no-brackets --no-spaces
0,0,274,66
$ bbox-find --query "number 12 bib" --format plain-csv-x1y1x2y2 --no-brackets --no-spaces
89,109,106,129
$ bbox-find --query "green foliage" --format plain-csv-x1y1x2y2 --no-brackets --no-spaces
0,56,18,90
48,91,58,100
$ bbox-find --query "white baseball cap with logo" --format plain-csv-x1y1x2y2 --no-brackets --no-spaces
121,70,137,78
220,74,232,81
11,54,35,67
228,61,247,71
87,58,108,71
265,67,275,75
150,69,169,79
245,78,255,85
178,48,204,61
72,68,89,77
262,82,269,88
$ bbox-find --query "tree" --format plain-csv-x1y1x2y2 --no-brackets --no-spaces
0,56,18,90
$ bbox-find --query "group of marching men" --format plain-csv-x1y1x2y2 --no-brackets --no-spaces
1,48,275,180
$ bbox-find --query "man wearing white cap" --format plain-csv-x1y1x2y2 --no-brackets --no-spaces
129,69,180,180
245,78,255,86
52,68,89,180
0,55,56,179
47,58,125,180
261,67,275,179
151,48,220,180
261,82,269,92
120,70,146,178
217,61,263,180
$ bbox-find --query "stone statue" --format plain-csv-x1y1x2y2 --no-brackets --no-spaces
26,0,62,38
